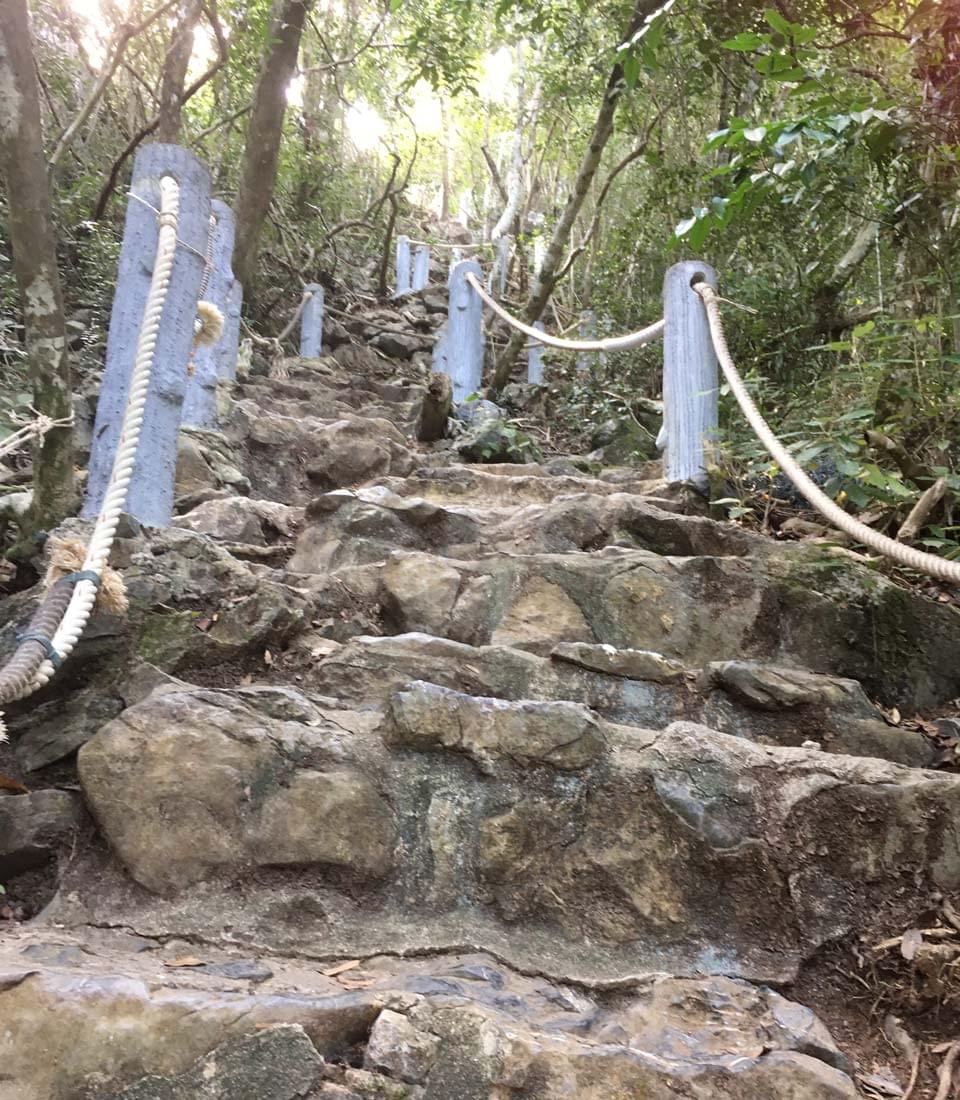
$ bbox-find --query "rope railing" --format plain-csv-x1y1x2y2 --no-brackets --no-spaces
694,281,960,585
464,271,665,352
0,174,182,740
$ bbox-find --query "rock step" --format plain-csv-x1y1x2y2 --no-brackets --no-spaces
287,486,764,567
297,631,932,767
49,679,959,996
292,530,960,711
0,928,858,1099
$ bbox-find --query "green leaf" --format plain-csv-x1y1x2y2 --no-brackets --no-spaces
763,8,793,35
623,52,641,88
743,126,767,143
721,32,765,51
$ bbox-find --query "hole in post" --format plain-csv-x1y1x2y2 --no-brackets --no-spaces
688,271,707,288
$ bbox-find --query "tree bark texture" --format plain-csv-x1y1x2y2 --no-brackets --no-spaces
233,0,313,292
491,0,665,391
156,0,202,142
0,0,75,527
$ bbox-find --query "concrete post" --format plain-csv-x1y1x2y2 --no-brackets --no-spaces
599,314,613,368
181,199,236,429
496,234,511,297
220,276,243,381
300,282,324,357
449,247,463,276
662,260,719,489
84,143,211,527
439,259,484,402
395,234,411,295
533,237,545,279
528,321,545,384
412,245,430,291
576,309,597,372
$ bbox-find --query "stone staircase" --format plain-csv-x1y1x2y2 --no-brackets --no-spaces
3,339,960,1098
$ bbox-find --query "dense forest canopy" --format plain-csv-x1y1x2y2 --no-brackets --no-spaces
2,0,960,546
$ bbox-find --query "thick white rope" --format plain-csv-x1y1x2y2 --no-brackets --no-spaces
694,281,960,585
24,176,182,692
465,271,665,352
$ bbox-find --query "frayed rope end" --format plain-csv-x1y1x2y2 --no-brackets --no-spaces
45,537,128,615
194,301,226,347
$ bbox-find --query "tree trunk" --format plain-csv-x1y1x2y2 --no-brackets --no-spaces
0,0,75,528
233,0,313,292
155,0,202,143
491,0,669,391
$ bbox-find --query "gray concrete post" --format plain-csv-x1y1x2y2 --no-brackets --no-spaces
395,234,411,295
533,237,545,278
496,234,511,297
300,282,324,357
528,321,545,384
449,247,463,276
576,309,597,372
84,143,211,527
181,199,236,429
220,275,243,380
412,245,430,291
441,259,484,402
662,260,719,489
599,314,613,368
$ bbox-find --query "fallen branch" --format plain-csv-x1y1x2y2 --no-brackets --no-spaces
934,1039,960,1100
898,477,948,542
864,429,934,487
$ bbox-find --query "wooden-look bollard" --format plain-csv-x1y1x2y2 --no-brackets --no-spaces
300,282,324,357
435,259,484,402
84,143,211,527
181,199,237,429
662,260,719,489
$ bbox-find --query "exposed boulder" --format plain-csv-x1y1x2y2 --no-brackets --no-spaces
78,687,397,894
1,526,307,771
100,1025,323,1100
552,641,685,683
172,497,302,546
387,681,605,773
364,1009,440,1084
0,791,84,878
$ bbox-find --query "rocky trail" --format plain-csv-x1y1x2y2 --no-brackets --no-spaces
3,284,960,1098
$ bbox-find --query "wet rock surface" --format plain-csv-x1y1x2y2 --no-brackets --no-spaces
0,928,858,1100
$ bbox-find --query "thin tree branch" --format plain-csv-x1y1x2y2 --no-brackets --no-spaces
555,111,664,281
192,103,252,143
300,8,388,73
92,19,228,219
49,0,180,168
